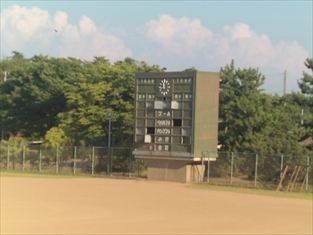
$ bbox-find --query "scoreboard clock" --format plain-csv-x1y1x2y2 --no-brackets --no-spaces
158,79,171,96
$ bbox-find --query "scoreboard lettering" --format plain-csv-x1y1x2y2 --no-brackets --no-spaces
156,120,171,126
135,72,196,153
156,128,171,135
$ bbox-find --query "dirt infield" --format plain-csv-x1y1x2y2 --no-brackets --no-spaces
1,177,312,234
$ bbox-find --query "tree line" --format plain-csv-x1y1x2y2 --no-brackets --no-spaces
0,51,312,157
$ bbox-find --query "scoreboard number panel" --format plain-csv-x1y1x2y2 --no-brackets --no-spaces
135,74,196,153
156,128,171,135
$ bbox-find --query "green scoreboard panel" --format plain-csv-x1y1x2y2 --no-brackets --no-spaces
134,71,219,160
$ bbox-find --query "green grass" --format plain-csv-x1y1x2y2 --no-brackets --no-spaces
190,183,313,200
0,170,142,179
0,170,94,178
1,170,312,200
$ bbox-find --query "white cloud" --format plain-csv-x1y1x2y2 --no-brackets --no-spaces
219,23,308,72
79,16,97,34
145,14,212,56
144,17,310,93
228,23,255,40
1,7,309,93
0,5,132,61
1,5,49,36
216,23,309,93
53,11,68,31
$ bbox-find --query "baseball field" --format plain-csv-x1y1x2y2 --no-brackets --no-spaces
1,175,312,234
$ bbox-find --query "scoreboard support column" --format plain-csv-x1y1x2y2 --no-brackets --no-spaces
145,159,206,183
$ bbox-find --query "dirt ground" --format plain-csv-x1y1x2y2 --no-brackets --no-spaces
1,177,312,234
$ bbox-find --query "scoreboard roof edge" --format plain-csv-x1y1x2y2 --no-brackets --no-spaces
136,71,195,78
136,71,219,78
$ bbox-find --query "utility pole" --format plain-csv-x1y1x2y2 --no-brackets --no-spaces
283,70,287,96
1,71,7,142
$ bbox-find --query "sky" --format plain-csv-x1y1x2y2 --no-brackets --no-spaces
0,0,312,94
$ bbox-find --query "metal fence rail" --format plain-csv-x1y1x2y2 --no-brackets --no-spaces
0,143,147,178
0,142,311,192
202,151,312,191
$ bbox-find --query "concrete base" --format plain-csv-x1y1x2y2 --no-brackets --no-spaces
146,159,205,183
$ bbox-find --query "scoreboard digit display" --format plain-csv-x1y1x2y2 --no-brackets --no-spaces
134,73,194,154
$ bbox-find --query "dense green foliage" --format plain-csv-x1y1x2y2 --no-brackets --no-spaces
297,58,313,139
218,60,311,155
0,52,312,156
0,53,163,146
298,58,313,95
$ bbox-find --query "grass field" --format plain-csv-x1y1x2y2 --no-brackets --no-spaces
0,170,94,178
191,183,313,200
1,172,312,234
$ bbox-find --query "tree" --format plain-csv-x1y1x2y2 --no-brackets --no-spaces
255,94,306,155
0,52,164,145
219,60,265,152
44,127,68,148
57,62,113,145
298,58,313,95
0,54,88,139
0,55,69,138
219,61,307,156
57,57,163,146
297,58,313,140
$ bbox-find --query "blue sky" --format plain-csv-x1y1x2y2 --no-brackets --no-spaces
1,1,312,94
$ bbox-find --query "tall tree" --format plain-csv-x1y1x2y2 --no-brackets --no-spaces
0,52,164,145
219,60,265,152
58,57,163,146
57,59,113,145
0,54,82,138
297,58,313,141
219,61,307,155
298,58,313,95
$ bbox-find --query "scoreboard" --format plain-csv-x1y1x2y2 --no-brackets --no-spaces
133,71,219,162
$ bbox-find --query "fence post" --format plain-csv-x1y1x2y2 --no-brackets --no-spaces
106,148,110,175
39,146,42,172
107,148,112,175
91,146,95,175
73,146,77,175
230,152,234,185
22,145,26,172
207,153,210,183
0,141,2,163
280,154,284,178
110,148,112,175
56,146,59,174
305,156,309,191
254,153,258,187
127,150,132,178
6,144,10,170
201,153,204,182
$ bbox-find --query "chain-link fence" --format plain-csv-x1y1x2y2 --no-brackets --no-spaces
1,142,311,192
203,151,312,192
0,143,147,178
